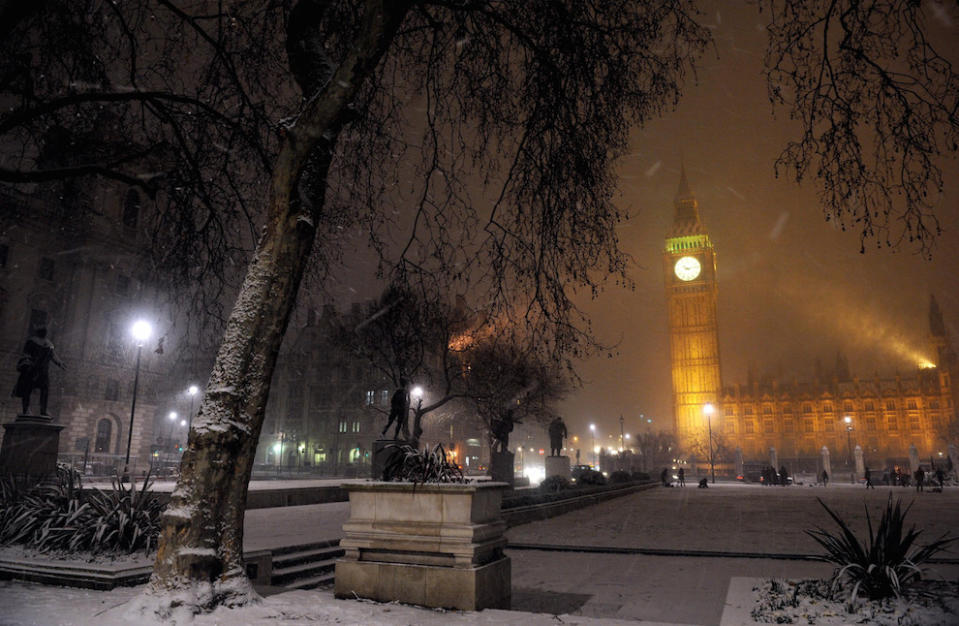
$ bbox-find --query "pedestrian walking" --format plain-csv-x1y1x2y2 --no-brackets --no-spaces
820,469,829,487
678,467,685,487
935,467,945,490
660,467,669,487
914,467,924,492
864,467,874,489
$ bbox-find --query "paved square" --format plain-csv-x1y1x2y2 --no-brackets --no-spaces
506,482,959,624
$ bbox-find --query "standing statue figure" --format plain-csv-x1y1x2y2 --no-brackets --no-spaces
12,327,65,416
548,416,567,457
381,378,411,440
491,409,518,453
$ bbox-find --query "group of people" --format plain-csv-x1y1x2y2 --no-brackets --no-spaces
759,465,790,486
659,467,708,488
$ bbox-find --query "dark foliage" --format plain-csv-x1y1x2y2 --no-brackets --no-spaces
539,475,572,493
609,470,632,484
806,495,958,602
631,471,651,482
383,443,466,484
576,469,607,486
0,469,163,555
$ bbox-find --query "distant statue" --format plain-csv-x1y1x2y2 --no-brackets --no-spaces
11,327,65,416
547,417,567,457
491,408,518,453
381,378,410,440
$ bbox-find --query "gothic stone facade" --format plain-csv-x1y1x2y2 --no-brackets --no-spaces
663,169,958,464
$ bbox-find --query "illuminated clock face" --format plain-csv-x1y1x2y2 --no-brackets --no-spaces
674,256,701,281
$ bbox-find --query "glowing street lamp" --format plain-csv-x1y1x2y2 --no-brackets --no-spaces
187,384,199,429
704,403,716,484
844,416,854,467
165,411,178,451
123,319,152,481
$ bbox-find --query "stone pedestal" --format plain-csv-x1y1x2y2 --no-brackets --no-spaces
0,414,64,480
489,450,514,486
335,482,511,610
545,455,570,479
372,438,404,480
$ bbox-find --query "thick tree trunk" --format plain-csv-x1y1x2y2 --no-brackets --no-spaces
135,2,410,616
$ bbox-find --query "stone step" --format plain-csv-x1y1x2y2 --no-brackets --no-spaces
271,557,338,587
270,539,340,557
273,545,344,569
284,572,335,591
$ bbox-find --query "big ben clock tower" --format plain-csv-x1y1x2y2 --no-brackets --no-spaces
664,166,722,452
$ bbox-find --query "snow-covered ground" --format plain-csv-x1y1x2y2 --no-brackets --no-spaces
2,482,957,625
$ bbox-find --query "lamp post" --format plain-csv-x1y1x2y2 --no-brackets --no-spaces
589,423,596,467
704,403,716,484
843,416,853,467
410,385,424,442
619,415,625,452
187,384,199,429
166,411,177,459
122,319,152,482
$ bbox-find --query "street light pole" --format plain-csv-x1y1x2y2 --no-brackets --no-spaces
187,384,199,429
122,320,152,482
705,403,716,484
619,415,626,452
589,423,596,467
844,416,853,467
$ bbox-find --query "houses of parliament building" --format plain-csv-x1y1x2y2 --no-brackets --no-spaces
663,168,958,467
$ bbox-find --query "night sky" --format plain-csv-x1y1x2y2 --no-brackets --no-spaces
558,2,959,443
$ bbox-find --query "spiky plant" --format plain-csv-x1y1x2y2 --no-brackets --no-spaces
0,468,162,555
806,495,957,603
382,443,465,484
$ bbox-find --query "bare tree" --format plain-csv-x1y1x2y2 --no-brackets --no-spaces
4,0,956,616
761,0,959,255
339,282,568,451
633,430,678,472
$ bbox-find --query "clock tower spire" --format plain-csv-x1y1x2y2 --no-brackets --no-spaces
663,166,722,454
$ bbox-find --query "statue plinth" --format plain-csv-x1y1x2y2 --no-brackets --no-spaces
545,455,570,479
0,414,64,480
490,450,514,486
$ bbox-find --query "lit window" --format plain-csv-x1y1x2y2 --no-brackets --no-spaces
352,421,360,433
365,390,374,406
338,420,347,433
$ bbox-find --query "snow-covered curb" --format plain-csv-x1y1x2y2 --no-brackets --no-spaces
721,577,959,625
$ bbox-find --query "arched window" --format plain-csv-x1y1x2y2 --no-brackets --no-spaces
94,418,112,453
123,189,141,229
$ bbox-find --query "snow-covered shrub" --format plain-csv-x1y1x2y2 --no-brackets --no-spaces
576,469,606,486
0,469,163,555
382,443,466,483
539,475,571,493
806,495,957,603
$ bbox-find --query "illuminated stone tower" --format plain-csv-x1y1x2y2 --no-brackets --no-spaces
663,166,722,452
